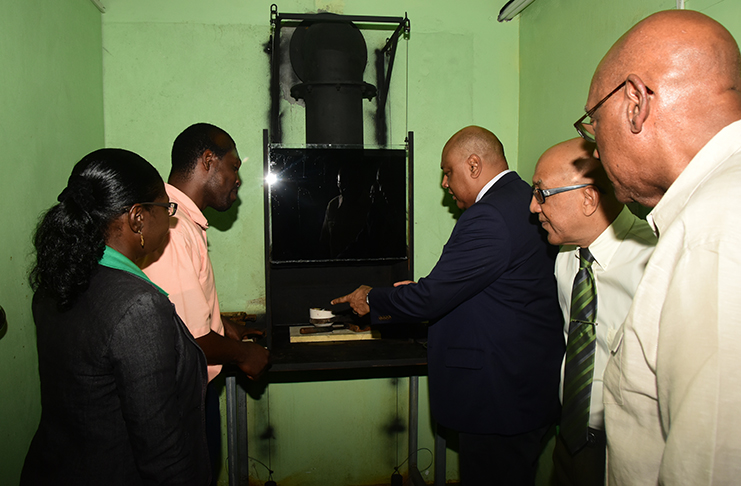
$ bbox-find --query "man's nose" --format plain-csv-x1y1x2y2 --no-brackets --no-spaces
529,195,541,214
441,175,448,189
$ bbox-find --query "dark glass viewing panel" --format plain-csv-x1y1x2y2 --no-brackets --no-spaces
268,146,408,263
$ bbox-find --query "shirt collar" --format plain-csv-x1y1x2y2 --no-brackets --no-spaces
582,206,637,271
475,169,513,203
650,119,741,236
165,183,209,231
99,246,168,296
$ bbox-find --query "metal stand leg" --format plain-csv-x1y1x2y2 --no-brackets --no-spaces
237,380,249,485
408,376,425,485
226,375,250,485
434,423,447,486
226,375,239,485
229,374,426,485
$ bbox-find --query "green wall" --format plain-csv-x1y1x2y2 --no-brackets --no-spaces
5,1,741,485
0,1,104,484
517,0,741,182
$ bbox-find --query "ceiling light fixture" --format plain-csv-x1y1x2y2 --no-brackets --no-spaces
90,0,105,13
497,0,536,22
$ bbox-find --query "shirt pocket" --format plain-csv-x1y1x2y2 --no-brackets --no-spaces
445,347,484,370
607,327,618,349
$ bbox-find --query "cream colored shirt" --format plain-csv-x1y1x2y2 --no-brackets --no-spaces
556,207,656,429
603,119,741,485
141,184,224,382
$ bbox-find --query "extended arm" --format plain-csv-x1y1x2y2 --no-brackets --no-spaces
369,205,512,322
222,314,265,342
196,330,269,380
141,219,271,380
331,285,372,315
331,280,416,316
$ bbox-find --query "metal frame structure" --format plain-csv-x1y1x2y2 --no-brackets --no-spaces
267,4,410,144
224,7,428,485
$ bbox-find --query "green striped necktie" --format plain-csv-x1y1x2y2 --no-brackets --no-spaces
561,247,597,454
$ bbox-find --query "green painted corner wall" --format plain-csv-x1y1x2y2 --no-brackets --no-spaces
517,0,741,184
0,1,104,484
5,0,741,485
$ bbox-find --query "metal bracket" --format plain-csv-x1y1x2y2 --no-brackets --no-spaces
0,305,7,337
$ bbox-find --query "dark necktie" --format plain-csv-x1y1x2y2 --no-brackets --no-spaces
561,247,597,454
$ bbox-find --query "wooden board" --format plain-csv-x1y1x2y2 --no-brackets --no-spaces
289,326,382,343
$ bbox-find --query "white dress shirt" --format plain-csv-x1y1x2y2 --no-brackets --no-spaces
556,206,656,429
603,119,741,485
476,170,512,203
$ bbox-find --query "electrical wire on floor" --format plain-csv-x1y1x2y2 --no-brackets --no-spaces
248,455,276,486
249,384,277,485
391,447,434,485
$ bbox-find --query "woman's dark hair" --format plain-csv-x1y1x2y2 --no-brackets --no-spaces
30,148,164,309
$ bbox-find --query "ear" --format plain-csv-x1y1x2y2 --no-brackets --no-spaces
468,154,482,179
200,149,216,172
582,185,600,217
624,74,651,134
127,204,145,234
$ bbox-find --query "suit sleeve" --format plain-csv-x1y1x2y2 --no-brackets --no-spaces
108,293,198,485
371,203,511,322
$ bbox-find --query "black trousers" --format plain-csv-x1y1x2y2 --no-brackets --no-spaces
552,428,606,486
458,424,550,486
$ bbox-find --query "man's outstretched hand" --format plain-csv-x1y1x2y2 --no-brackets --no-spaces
331,285,372,316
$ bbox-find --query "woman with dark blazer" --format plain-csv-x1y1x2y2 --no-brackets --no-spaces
21,149,210,485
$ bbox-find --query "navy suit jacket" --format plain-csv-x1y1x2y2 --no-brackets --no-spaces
370,171,563,435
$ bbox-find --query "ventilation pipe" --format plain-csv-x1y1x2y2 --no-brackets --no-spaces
289,15,377,145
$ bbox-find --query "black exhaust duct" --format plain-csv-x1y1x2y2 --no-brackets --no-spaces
289,15,377,145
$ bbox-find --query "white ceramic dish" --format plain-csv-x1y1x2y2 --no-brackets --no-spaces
309,308,334,320
309,307,334,327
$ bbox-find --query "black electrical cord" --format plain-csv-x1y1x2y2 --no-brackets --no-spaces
250,386,277,484
392,447,434,476
248,455,275,483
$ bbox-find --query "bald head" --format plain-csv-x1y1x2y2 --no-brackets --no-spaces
440,126,509,210
443,126,508,172
596,10,741,96
537,139,615,192
586,10,741,207
531,138,622,247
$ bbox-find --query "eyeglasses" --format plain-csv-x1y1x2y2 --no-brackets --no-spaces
532,184,596,204
137,201,178,216
574,81,653,143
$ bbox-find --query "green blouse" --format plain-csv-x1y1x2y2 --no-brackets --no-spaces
98,246,168,296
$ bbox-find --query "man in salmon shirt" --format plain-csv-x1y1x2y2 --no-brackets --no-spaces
141,123,269,479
